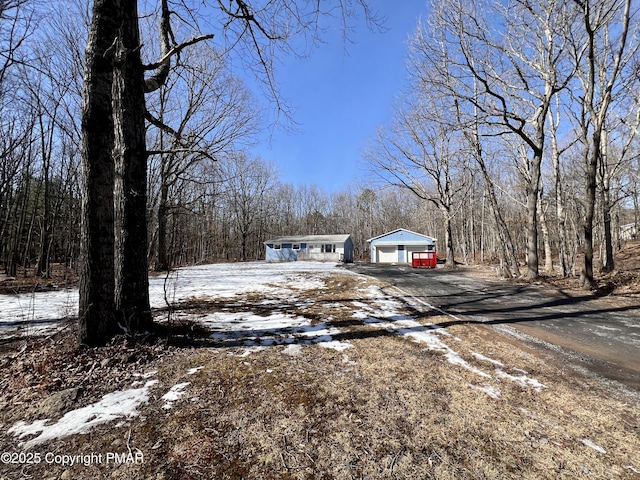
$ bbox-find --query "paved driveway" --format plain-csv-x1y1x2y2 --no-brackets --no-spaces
350,264,640,390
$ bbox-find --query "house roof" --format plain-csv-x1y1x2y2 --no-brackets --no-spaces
367,228,436,245
264,234,351,245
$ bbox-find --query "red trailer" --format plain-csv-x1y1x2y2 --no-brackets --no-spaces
412,251,437,268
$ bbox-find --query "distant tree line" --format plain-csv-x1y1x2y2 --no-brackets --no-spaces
1,0,639,297
365,0,640,286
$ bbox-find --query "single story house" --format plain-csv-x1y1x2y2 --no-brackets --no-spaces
368,228,436,264
264,234,354,263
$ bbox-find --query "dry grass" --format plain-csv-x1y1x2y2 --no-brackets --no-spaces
1,271,639,480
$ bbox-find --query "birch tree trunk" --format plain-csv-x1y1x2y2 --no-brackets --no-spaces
600,131,614,272
549,105,570,277
538,184,553,274
575,0,631,287
525,150,543,279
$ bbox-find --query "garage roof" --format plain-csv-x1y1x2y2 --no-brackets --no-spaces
367,228,436,245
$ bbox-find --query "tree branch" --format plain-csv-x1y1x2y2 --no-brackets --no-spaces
144,0,214,93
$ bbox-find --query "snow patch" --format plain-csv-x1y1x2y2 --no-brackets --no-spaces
204,310,355,354
0,261,343,340
342,354,357,365
318,340,353,352
471,351,505,367
445,352,491,378
468,383,501,399
282,344,303,356
391,320,491,378
496,369,546,392
232,346,266,357
161,383,191,409
9,380,157,448
581,438,607,454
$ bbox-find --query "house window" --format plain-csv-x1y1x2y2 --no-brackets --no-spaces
322,244,335,253
292,244,300,250
273,244,281,250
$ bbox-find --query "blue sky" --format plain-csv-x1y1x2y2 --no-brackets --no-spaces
249,1,430,193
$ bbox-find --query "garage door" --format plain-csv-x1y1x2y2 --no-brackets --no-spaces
376,246,397,263
405,246,423,264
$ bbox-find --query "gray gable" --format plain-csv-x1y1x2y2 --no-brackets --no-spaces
264,234,351,245
368,228,436,245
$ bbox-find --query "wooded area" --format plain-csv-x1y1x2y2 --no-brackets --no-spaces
1,0,639,345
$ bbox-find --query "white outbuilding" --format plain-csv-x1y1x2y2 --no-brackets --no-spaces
368,228,436,264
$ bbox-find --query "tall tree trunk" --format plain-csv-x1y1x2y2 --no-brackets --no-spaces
442,207,455,268
22,173,43,274
600,133,614,272
525,150,542,280
155,180,169,271
581,133,599,287
37,112,52,278
78,0,119,345
469,134,521,277
551,128,569,277
578,0,630,287
537,186,553,274
113,0,152,334
601,182,614,272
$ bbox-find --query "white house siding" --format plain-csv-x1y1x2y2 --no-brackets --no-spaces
264,235,353,263
299,246,344,262
368,229,436,264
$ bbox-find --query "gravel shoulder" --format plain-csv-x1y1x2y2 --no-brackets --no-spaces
351,262,640,392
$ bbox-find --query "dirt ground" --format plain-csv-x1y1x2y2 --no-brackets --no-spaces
1,266,640,479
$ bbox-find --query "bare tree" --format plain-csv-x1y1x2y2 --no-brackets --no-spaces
222,153,276,261
423,0,577,279
0,0,33,91
547,95,577,277
364,94,467,268
79,0,377,345
78,0,120,344
146,44,260,271
569,0,634,287
468,131,522,277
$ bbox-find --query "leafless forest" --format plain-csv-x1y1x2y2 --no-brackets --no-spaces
1,0,639,284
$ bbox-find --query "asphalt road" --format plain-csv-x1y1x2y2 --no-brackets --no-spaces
350,263,640,391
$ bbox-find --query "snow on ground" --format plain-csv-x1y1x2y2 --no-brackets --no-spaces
0,289,77,338
8,379,159,449
201,310,353,353
0,262,336,339
150,261,330,306
581,438,607,454
161,383,191,410
0,261,549,396
4,261,554,449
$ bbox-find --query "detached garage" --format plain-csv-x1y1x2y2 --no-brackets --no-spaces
368,229,436,264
